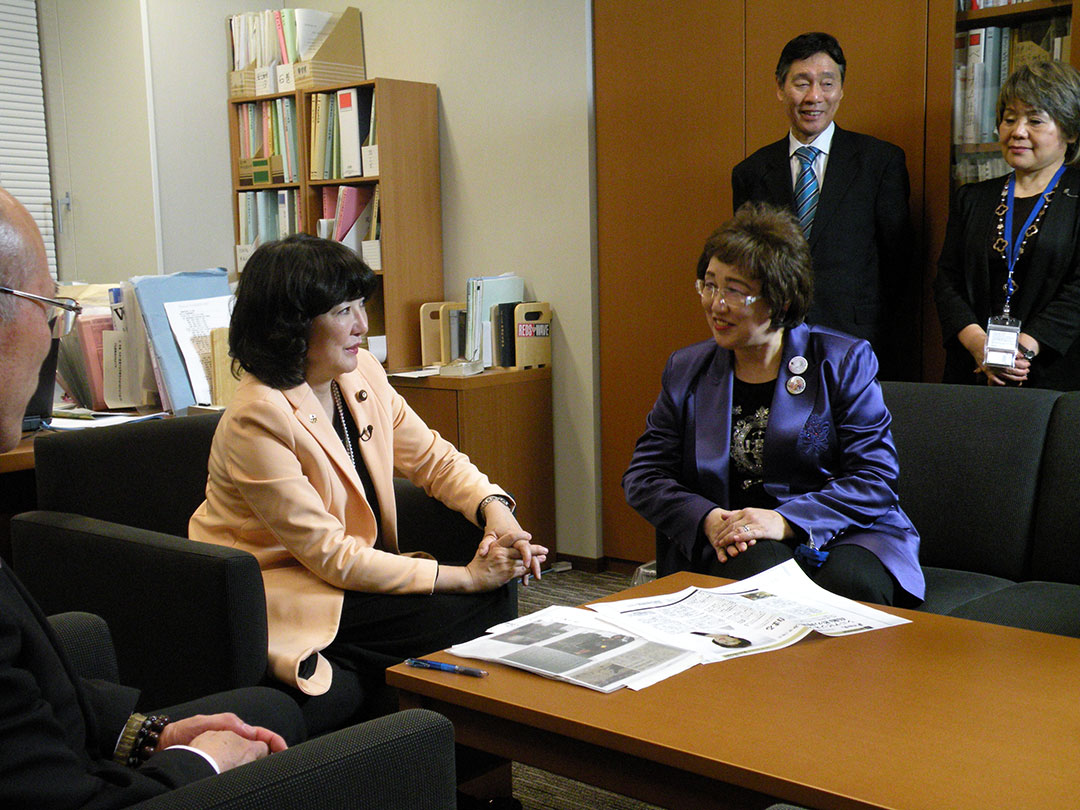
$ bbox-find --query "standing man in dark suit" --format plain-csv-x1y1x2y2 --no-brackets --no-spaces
732,32,916,379
0,186,301,809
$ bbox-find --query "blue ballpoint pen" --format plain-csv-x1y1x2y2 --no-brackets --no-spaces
405,658,488,678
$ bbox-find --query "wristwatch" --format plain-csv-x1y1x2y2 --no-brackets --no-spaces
1019,344,1036,361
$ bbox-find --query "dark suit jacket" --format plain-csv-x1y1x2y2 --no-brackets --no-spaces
623,323,924,602
0,561,213,810
732,127,915,379
934,167,1080,390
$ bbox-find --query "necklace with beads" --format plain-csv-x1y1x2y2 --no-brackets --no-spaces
992,165,1066,307
330,381,355,467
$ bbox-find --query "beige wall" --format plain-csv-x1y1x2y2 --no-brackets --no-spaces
133,1,600,559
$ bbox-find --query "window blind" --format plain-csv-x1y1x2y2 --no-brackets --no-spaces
0,0,56,277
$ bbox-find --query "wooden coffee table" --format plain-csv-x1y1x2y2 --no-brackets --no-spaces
387,571,1080,810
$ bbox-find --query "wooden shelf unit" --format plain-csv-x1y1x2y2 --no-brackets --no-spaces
227,78,444,369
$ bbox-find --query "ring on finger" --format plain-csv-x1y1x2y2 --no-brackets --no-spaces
741,524,751,534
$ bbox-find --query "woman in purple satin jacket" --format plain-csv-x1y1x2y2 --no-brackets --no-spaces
623,203,924,606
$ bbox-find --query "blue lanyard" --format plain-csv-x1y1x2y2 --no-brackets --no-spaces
1002,164,1066,310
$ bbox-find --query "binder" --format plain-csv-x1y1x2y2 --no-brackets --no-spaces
131,268,232,414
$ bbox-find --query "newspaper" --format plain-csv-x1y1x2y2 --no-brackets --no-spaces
448,605,699,693
449,560,909,692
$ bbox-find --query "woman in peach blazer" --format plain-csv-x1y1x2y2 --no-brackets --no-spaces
190,235,545,702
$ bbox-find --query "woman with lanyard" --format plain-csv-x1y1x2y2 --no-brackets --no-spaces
936,60,1080,390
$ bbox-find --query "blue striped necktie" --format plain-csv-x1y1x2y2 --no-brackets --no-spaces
793,145,821,238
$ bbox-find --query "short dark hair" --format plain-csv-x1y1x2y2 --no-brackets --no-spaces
230,234,377,389
697,202,813,330
998,60,1080,164
776,32,846,86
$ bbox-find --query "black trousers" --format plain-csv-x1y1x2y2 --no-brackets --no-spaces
284,584,517,731
158,686,307,746
705,539,899,606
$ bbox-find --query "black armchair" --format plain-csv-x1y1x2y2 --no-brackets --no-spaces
46,612,458,810
13,413,513,729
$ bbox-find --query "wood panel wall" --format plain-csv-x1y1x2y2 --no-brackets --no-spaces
595,0,951,563
594,0,746,563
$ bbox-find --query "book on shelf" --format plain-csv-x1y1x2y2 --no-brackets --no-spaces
337,85,374,177
238,189,297,246
361,184,381,269
311,92,328,180
464,274,525,368
332,184,376,243
324,93,339,180
362,91,378,176
492,301,520,367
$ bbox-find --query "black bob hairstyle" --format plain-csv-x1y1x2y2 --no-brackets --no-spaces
230,233,377,390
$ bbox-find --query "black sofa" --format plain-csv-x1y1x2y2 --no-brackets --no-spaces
11,412,514,730
48,611,456,810
882,381,1080,634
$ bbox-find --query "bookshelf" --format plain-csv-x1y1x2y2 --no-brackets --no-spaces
226,77,444,370
952,0,1080,184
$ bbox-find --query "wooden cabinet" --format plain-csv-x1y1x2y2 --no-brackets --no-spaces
391,368,556,555
227,78,443,369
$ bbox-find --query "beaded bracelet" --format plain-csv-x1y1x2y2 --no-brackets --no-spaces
114,713,171,766
476,494,514,526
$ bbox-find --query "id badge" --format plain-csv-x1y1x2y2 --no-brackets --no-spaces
984,315,1022,369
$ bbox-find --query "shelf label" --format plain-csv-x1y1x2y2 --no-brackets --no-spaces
254,67,274,96
235,243,255,275
361,144,380,177
362,239,382,271
276,63,295,93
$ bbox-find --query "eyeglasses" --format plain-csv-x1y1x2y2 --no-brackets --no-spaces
0,285,83,337
695,279,759,309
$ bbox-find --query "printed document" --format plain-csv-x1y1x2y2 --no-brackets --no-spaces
449,560,908,692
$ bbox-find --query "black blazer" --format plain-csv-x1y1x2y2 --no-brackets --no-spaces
934,167,1080,390
732,127,915,379
0,562,213,810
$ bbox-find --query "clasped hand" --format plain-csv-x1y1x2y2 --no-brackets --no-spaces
476,502,547,586
704,507,792,564
157,712,287,772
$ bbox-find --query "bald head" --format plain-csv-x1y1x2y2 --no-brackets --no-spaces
0,187,53,452
0,188,46,320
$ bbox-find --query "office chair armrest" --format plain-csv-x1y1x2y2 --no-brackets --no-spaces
47,611,121,683
128,708,457,810
12,511,268,710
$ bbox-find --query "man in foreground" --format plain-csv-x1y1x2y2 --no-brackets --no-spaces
0,186,302,808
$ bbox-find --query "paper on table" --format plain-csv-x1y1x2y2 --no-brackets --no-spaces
163,295,233,406
389,367,440,378
449,605,699,693
49,413,166,430
587,559,909,663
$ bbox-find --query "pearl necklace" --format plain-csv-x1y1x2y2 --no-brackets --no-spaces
331,381,355,468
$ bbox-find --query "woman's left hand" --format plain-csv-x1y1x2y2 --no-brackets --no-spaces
478,502,547,583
